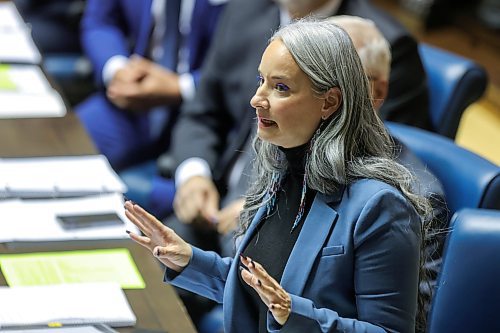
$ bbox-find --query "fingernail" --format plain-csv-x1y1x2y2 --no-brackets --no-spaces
154,248,160,257
126,230,131,234
249,260,255,268
270,304,275,310
257,279,261,287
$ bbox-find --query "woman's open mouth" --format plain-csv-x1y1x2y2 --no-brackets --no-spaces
258,116,277,128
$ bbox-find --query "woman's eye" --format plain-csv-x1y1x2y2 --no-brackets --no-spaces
257,75,264,86
275,83,289,92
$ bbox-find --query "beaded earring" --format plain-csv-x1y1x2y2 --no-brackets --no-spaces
290,124,322,232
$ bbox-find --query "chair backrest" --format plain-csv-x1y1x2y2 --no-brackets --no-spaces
427,208,500,333
419,44,488,138
387,122,500,215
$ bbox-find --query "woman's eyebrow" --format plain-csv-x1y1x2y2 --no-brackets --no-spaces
257,69,291,81
270,75,289,80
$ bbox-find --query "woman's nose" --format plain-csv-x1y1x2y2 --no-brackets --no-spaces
250,88,269,109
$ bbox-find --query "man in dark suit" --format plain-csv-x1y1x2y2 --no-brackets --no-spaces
169,0,431,246
76,0,227,171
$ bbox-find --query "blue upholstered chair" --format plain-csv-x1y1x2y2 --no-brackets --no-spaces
419,44,488,138
43,54,92,82
387,122,500,216
427,208,500,333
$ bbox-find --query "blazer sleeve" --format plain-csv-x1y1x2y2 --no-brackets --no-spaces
169,1,235,172
268,189,422,333
80,0,130,86
163,246,233,303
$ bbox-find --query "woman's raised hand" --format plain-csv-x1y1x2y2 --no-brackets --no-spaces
240,255,292,325
124,201,192,272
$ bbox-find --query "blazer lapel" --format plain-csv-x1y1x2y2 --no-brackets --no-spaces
236,204,267,257
280,192,341,296
224,204,267,332
134,0,154,55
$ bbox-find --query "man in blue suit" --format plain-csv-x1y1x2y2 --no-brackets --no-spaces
76,0,227,171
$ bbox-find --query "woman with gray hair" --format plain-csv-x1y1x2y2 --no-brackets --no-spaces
125,19,430,333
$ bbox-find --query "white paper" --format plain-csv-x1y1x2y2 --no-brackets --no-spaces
0,3,25,29
1,65,52,93
0,193,138,242
0,29,41,64
0,65,66,118
0,90,66,118
0,283,136,328
0,326,109,333
0,155,127,198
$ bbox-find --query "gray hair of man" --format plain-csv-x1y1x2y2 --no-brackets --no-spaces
238,19,432,331
328,15,391,82
240,19,430,231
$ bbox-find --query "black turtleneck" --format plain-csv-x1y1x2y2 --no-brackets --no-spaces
239,142,315,332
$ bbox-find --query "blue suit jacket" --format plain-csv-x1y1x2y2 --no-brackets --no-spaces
166,179,421,333
81,0,226,87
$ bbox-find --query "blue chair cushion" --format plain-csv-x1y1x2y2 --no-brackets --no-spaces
427,209,500,333
119,161,175,219
43,53,92,81
419,44,487,138
387,122,500,215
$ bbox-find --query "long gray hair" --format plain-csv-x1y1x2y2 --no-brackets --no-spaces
238,19,432,331
240,19,431,230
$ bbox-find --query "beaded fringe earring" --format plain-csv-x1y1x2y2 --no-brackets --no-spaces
290,124,321,232
264,122,323,233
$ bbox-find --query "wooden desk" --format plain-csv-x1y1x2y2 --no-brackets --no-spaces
0,113,196,332
0,240,196,333
0,113,96,157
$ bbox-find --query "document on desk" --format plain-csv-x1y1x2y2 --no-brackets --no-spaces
0,64,66,118
0,155,127,198
0,248,146,289
0,283,136,328
0,2,25,29
0,27,42,64
0,325,117,333
0,193,139,242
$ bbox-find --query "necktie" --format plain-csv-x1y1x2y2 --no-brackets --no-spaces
159,0,181,71
149,0,181,140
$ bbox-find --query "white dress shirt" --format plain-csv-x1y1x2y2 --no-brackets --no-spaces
102,0,196,101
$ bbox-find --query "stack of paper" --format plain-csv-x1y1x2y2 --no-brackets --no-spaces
0,64,66,118
0,155,126,198
0,325,118,333
0,2,24,30
0,3,41,64
0,193,138,242
0,283,136,328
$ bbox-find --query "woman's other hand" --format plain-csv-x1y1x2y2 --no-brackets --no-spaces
240,255,292,325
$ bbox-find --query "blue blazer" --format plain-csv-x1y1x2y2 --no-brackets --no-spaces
166,179,422,332
81,0,226,86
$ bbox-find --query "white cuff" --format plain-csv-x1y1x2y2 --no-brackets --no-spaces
175,158,212,187
179,72,196,101
102,55,129,87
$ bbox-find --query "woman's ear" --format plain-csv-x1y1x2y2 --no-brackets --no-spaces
321,87,342,120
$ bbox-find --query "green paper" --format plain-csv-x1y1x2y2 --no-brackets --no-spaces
0,248,145,289
0,64,16,90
